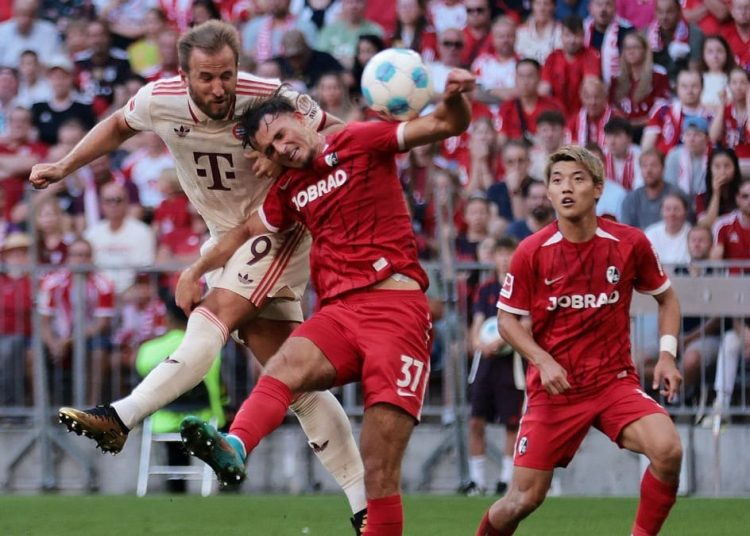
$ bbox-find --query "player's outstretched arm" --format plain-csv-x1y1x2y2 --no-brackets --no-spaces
29,109,138,189
175,213,269,314
652,287,683,401
401,69,475,151
499,310,571,396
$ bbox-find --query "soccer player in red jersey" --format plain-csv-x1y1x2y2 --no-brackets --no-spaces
476,146,684,536
177,70,475,536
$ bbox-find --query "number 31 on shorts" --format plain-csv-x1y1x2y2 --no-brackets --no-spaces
396,355,426,395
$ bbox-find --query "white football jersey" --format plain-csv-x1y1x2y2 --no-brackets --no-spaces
123,73,327,237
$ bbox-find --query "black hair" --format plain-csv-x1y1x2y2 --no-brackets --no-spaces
562,15,583,33
705,147,742,215
239,94,296,150
494,236,518,251
536,110,566,128
521,178,545,198
516,58,541,72
603,117,633,137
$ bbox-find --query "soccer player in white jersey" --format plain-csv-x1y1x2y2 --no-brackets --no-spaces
29,21,368,532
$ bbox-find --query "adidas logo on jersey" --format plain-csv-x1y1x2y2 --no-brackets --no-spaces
237,272,253,285
174,125,191,137
546,291,620,311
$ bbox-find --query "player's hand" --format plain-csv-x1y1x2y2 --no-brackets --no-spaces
245,150,284,180
175,267,203,316
653,353,682,402
29,162,66,190
537,355,571,396
444,69,476,98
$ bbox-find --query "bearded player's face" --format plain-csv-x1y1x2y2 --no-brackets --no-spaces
181,45,237,120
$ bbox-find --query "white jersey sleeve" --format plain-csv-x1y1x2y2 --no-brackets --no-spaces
123,82,156,132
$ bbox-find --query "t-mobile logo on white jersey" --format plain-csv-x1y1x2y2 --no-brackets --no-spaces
291,169,348,210
546,291,620,311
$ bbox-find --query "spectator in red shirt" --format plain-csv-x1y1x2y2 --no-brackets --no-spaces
0,106,47,216
152,167,191,240
709,67,750,174
498,58,562,146
461,0,493,67
0,231,32,406
38,238,115,404
642,68,711,155
34,196,74,267
722,0,750,69
540,15,602,116
610,31,670,139
567,76,614,147
390,0,438,63
683,0,731,36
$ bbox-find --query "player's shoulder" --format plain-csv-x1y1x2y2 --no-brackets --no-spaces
714,210,739,232
235,72,280,102
516,221,560,253
597,217,648,245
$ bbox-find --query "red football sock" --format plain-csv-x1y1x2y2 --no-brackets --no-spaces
632,468,678,536
228,375,293,454
476,510,514,536
363,494,403,536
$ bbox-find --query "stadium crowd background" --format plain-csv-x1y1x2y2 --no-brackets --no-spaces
0,0,749,446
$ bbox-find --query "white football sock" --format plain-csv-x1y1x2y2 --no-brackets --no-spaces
469,456,487,489
290,390,366,514
713,330,741,410
500,455,514,484
113,307,227,429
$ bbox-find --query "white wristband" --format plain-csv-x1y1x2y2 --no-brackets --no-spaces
659,335,678,357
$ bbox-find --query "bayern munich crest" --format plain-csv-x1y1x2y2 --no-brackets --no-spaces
232,123,246,141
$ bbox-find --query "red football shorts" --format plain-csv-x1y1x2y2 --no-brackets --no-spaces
513,374,669,471
293,289,432,421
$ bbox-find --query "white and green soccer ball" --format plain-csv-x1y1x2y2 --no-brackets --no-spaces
361,48,433,121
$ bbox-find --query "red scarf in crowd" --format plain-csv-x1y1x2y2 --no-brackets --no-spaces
584,17,622,83
646,17,690,51
605,150,636,191
574,106,613,147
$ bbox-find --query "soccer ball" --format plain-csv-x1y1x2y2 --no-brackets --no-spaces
361,48,433,121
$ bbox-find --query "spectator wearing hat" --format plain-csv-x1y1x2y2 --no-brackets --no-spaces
665,115,711,210
274,29,344,92
0,231,33,406
0,0,60,68
31,56,96,146
622,148,690,229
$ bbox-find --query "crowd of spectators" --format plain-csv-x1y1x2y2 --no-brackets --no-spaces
0,0,748,420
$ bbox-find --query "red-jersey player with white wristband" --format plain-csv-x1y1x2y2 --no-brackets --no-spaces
477,146,684,536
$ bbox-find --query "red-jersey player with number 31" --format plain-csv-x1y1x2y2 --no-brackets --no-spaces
477,146,684,536
176,70,475,535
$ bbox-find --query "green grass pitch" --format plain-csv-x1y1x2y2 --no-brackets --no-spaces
0,494,747,535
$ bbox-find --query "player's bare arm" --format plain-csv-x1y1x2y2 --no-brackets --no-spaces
651,287,683,401
498,310,571,395
401,69,475,150
29,108,137,189
175,212,269,314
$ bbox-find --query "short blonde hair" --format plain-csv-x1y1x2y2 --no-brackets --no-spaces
544,145,604,186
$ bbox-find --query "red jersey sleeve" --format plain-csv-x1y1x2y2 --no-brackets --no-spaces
497,241,533,315
633,231,671,295
346,121,407,153
259,174,296,233
93,275,116,318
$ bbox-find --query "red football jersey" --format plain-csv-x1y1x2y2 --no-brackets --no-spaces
542,47,601,116
713,210,750,261
609,68,670,123
260,121,429,303
644,101,712,157
719,103,750,159
498,96,563,141
497,218,670,398
723,22,750,70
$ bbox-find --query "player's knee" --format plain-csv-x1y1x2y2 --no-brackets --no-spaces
363,456,401,497
650,435,683,475
505,487,545,520
469,417,486,437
